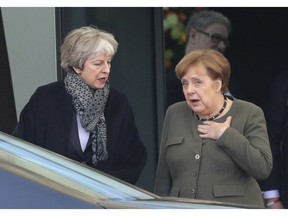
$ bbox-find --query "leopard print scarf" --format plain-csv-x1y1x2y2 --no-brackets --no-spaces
64,71,109,166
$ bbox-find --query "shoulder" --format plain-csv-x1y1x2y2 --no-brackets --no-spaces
233,97,260,109
108,88,130,104
106,88,131,112
109,87,126,98
232,97,263,115
166,101,191,115
29,81,69,105
34,81,65,95
105,88,135,120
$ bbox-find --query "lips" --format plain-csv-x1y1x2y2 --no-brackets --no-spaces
98,77,107,85
190,99,201,106
191,99,200,102
99,76,108,81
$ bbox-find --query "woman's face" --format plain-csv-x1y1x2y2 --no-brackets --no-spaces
181,64,222,116
73,54,112,90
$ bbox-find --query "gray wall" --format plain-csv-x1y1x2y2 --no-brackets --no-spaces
2,7,58,118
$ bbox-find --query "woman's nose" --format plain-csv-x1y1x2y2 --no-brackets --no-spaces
186,84,195,94
102,62,111,73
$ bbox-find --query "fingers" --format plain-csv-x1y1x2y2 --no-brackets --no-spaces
197,116,232,139
197,125,208,134
225,116,232,125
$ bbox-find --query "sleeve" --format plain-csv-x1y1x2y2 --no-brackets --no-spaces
217,105,273,180
154,108,172,196
13,90,39,144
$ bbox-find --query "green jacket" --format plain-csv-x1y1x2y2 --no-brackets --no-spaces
154,97,272,208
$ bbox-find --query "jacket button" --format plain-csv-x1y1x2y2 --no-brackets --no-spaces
195,154,200,159
191,189,195,194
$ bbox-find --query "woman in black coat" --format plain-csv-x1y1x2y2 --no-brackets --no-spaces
13,26,147,185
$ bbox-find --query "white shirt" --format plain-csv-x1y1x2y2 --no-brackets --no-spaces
262,190,280,199
76,113,89,152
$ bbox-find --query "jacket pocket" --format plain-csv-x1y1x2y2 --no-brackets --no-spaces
166,137,184,147
213,185,244,197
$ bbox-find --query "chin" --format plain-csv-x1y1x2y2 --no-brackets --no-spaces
190,106,202,114
95,84,105,89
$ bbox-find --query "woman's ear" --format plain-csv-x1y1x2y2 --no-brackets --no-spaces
73,67,82,74
215,79,222,92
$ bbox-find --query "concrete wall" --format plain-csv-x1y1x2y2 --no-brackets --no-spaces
2,7,57,118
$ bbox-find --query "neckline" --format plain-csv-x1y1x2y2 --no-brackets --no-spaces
195,95,227,121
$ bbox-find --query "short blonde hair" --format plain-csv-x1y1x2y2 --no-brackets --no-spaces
175,49,230,94
60,26,118,72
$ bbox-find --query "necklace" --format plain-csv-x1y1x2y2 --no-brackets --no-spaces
195,95,227,121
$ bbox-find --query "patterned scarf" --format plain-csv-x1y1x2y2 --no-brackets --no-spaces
64,71,109,166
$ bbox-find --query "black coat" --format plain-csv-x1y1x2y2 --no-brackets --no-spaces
13,81,147,184
259,72,288,208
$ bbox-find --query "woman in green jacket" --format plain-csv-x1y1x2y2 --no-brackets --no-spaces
155,49,272,207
